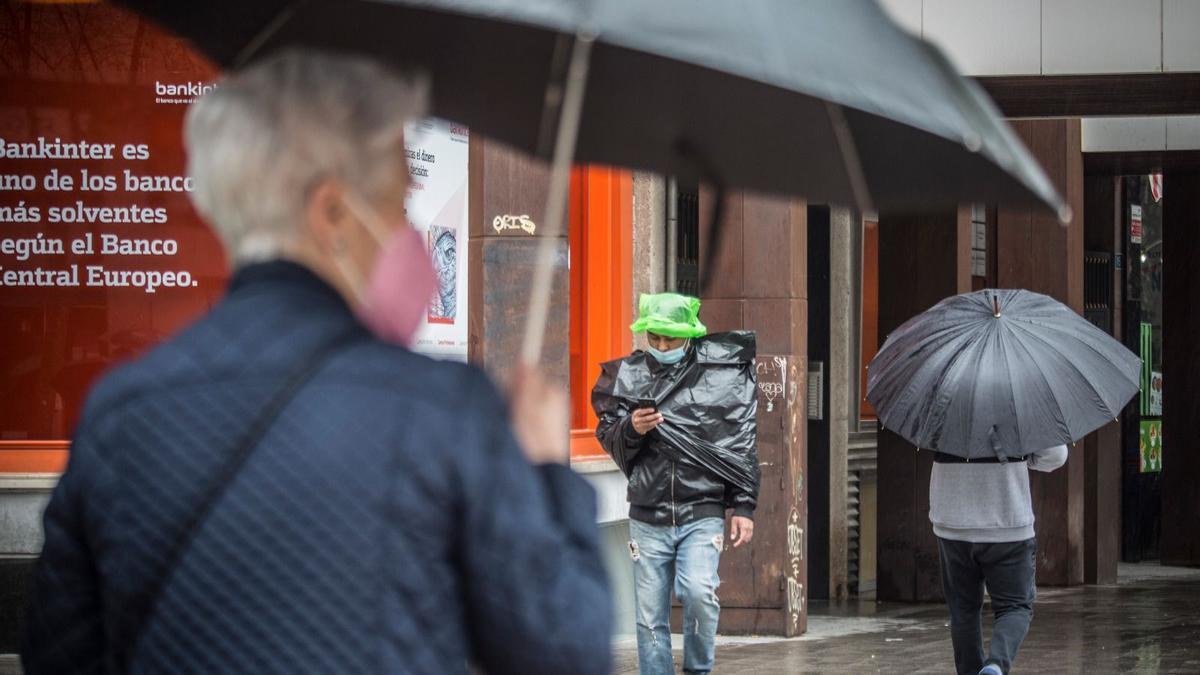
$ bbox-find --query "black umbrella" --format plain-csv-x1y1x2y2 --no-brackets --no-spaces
866,289,1141,459
117,0,1068,362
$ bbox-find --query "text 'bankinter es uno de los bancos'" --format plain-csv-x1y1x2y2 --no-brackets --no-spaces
1,137,203,294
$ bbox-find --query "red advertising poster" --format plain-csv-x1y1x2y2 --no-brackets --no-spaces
1,3,223,470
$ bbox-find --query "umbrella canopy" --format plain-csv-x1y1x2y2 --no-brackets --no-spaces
116,0,1066,217
866,289,1141,459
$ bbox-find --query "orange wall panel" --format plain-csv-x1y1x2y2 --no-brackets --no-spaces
569,166,632,460
860,220,879,420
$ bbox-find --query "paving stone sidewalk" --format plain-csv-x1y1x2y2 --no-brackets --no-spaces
612,563,1200,674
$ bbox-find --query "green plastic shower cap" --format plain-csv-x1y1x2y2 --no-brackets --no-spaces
629,293,707,339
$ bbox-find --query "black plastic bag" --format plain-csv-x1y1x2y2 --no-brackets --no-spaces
591,331,759,495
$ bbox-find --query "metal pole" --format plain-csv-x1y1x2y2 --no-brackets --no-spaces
520,32,595,365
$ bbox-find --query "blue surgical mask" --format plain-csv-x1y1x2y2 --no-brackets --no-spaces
648,342,688,365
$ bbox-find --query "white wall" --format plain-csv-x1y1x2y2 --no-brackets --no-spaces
1082,116,1200,151
578,462,632,524
877,0,1200,76
923,0,1041,75
0,476,55,556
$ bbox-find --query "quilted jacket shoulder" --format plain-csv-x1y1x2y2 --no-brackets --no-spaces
23,260,612,675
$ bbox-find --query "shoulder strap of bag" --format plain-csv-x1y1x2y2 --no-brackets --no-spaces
121,329,361,666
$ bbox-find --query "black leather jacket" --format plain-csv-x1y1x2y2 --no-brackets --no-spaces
595,358,757,527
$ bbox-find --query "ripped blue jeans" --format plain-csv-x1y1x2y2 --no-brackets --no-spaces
629,517,724,675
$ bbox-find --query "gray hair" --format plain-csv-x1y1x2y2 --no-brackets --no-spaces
185,50,428,263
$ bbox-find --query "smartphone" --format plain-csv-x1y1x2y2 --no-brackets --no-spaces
636,398,657,410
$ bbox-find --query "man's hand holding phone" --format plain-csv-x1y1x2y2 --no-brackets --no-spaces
630,405,663,436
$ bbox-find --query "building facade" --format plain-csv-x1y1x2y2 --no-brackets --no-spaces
4,0,1200,658
0,2,814,652
864,0,1200,600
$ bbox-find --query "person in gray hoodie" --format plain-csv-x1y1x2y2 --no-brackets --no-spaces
929,444,1069,675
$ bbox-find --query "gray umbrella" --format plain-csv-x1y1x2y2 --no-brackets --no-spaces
117,0,1067,215
866,289,1141,459
117,0,1068,362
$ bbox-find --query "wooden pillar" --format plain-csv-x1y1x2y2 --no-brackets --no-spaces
1160,171,1200,565
996,119,1086,586
1082,175,1122,585
697,189,808,636
876,207,971,602
466,138,568,383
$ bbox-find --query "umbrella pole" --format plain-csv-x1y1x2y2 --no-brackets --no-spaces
520,32,595,365
825,102,875,217
232,1,304,68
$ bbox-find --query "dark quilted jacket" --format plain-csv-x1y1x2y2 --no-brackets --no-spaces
22,260,612,674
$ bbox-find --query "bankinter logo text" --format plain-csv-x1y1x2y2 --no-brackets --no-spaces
154,81,216,105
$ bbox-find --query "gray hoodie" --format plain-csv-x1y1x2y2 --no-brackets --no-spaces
928,445,1069,543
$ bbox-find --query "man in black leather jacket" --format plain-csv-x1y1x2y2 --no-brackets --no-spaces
594,293,756,675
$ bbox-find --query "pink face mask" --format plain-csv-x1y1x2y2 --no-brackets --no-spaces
341,194,438,347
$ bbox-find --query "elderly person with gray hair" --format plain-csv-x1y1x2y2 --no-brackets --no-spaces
23,50,612,675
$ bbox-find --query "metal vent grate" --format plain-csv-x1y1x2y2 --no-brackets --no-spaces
1084,251,1112,333
675,183,700,296
808,362,825,421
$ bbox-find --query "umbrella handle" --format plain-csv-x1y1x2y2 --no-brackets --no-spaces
825,102,875,217
520,32,595,366
988,426,1007,464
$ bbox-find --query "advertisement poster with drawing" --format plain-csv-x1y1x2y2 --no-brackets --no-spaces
403,118,469,361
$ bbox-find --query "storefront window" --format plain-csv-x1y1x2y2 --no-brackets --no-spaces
0,4,222,472
1122,174,1163,561
0,4,473,472
1133,180,1163,416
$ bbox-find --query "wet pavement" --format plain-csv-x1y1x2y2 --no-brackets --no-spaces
612,563,1200,673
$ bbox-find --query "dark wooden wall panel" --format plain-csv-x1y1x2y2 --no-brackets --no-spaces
876,208,970,602
698,190,808,636
743,196,797,299
1084,421,1122,584
1160,172,1200,566
1083,175,1123,585
997,119,1086,586
699,189,745,300
1085,151,1200,176
978,73,1200,118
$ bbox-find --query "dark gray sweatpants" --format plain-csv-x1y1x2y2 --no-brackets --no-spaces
937,537,1037,675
